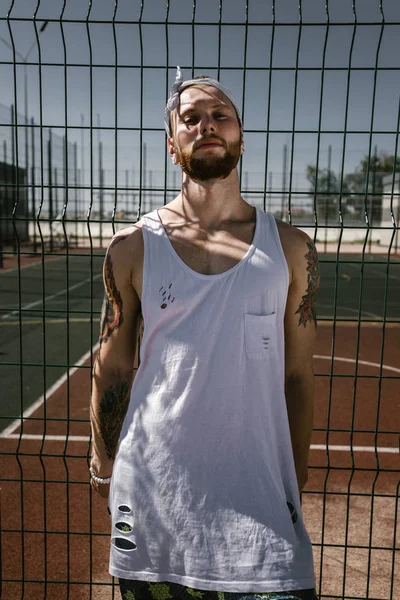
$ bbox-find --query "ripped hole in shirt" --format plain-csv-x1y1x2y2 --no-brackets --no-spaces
112,537,137,551
115,522,133,533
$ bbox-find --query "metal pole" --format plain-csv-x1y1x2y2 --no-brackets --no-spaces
2,140,8,253
11,105,16,252
369,145,378,254
268,171,272,214
281,144,287,221
74,142,78,246
143,142,147,213
31,117,37,252
0,199,2,269
99,140,103,248
97,111,101,234
132,166,135,213
80,113,85,226
24,66,30,247
125,169,129,214
48,129,53,252
77,167,81,246
54,167,58,218
149,169,153,210
396,175,400,254
324,145,332,254
0,142,4,267
97,113,101,149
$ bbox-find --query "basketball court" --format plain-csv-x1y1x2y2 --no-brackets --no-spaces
0,246,399,599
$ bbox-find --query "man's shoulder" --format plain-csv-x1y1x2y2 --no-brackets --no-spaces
105,222,144,268
107,221,143,249
274,218,317,277
275,216,313,247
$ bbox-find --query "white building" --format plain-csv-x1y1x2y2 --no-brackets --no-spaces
379,173,400,248
381,173,400,225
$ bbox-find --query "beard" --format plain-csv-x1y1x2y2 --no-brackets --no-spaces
176,138,241,182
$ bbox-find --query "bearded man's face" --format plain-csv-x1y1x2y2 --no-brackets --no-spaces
169,85,242,182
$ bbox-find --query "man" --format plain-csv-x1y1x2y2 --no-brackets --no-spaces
90,67,320,600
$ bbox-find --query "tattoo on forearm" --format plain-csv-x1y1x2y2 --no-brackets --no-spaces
295,240,320,327
100,235,128,344
99,380,131,460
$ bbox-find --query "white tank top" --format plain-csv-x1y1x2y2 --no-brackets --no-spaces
108,206,316,592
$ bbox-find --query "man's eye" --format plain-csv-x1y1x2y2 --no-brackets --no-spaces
214,113,227,119
184,117,197,125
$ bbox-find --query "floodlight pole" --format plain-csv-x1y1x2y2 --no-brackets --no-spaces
0,22,48,244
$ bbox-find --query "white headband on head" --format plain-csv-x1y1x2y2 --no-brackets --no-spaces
164,66,242,138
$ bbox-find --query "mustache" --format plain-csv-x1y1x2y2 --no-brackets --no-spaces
194,136,226,151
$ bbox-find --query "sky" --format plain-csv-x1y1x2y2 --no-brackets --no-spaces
0,0,400,215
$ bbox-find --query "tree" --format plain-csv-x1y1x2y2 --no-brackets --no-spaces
360,153,400,176
306,165,341,223
347,152,400,223
307,153,400,225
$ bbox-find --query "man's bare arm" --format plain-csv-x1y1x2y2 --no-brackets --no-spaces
89,228,142,495
279,223,320,493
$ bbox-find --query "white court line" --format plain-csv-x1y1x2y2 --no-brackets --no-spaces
0,317,100,326
0,255,63,276
1,273,102,321
318,319,400,327
0,435,397,454
2,434,90,442
317,304,381,320
345,261,400,282
311,444,398,453
1,354,398,442
0,342,99,437
314,355,400,374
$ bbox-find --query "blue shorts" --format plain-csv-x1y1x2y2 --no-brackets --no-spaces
118,579,319,600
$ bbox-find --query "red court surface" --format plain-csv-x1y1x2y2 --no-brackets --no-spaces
0,321,399,600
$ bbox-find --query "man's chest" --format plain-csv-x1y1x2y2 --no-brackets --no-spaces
164,224,256,276
131,227,255,303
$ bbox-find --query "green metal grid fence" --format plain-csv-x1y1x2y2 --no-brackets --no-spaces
0,1,399,599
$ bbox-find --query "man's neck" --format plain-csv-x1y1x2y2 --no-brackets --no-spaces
175,169,251,229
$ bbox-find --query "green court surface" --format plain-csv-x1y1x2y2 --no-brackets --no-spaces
317,253,400,322
0,253,104,432
0,251,399,433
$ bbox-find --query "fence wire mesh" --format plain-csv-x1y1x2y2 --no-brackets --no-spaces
0,1,399,599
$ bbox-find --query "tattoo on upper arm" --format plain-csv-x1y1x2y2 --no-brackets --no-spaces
295,240,320,327
99,380,131,460
100,235,128,344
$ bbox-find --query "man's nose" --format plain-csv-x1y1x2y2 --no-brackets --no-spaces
200,115,215,134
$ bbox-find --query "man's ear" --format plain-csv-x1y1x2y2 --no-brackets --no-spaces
167,138,179,165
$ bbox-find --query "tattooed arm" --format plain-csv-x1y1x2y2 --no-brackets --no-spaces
90,228,143,497
278,222,320,493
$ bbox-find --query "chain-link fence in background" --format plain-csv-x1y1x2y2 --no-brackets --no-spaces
0,1,399,599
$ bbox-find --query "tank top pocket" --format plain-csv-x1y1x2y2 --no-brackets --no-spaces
244,312,277,359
